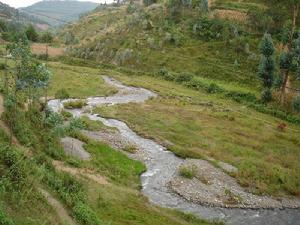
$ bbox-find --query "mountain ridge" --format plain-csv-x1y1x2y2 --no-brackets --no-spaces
22,0,99,26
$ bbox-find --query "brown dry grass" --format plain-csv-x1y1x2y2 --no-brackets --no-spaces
213,9,248,22
31,43,65,57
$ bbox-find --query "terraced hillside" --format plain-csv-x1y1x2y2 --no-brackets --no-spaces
62,0,267,88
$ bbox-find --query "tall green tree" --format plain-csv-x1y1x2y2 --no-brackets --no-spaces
258,33,275,103
8,36,51,109
25,24,39,42
266,1,300,103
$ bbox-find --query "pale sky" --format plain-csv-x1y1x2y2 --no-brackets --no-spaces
1,0,110,8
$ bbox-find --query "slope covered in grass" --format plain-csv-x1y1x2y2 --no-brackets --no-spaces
0,129,62,225
61,0,266,89
93,72,300,197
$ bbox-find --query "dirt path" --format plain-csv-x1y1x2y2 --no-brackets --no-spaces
53,160,108,185
39,188,77,225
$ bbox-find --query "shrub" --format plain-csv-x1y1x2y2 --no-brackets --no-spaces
206,83,222,94
63,100,87,109
192,17,225,41
179,165,197,179
293,95,300,112
0,63,7,70
55,89,70,99
175,73,193,83
261,88,272,103
73,202,102,225
156,68,176,81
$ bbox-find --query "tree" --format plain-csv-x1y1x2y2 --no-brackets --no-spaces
8,36,51,109
258,33,275,103
40,32,53,43
25,24,39,42
266,1,300,103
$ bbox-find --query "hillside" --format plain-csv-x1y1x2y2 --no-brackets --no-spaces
22,0,99,26
0,0,300,225
0,2,48,28
62,0,265,88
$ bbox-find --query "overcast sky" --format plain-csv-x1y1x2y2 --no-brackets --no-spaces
1,0,109,8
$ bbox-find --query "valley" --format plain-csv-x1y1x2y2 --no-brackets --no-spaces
0,0,300,225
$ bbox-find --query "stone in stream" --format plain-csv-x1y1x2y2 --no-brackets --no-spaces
60,137,90,160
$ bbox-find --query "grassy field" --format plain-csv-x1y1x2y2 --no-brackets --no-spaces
93,73,300,197
64,139,219,225
47,62,117,98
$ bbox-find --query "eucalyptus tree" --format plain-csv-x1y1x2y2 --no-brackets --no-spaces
267,0,300,103
258,33,275,103
8,36,52,109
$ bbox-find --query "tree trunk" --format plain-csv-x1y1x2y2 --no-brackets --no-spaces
280,70,289,104
291,5,299,44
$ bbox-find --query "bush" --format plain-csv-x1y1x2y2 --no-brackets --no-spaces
293,95,300,112
55,89,70,99
64,100,87,109
156,68,176,81
261,88,272,103
179,165,197,179
206,83,222,94
0,63,7,70
175,73,193,83
192,17,225,41
73,202,102,225
25,24,39,42
40,32,53,43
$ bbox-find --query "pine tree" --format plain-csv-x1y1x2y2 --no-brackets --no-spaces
258,33,275,103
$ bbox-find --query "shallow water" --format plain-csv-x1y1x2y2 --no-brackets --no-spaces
48,76,300,225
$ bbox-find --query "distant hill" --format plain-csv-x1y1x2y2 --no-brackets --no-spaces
0,1,48,28
22,0,99,27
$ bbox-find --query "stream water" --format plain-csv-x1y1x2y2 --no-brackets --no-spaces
48,76,300,225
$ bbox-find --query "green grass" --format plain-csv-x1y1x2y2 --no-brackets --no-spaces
179,165,197,179
79,115,106,131
86,181,220,225
93,73,300,197
63,100,87,109
48,62,117,98
65,140,220,225
0,128,61,225
82,142,145,189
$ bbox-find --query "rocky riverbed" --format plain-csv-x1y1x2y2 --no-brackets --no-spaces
49,75,300,225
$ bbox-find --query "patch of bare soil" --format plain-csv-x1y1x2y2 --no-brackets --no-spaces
39,188,77,225
169,159,300,209
53,160,108,185
31,43,65,57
